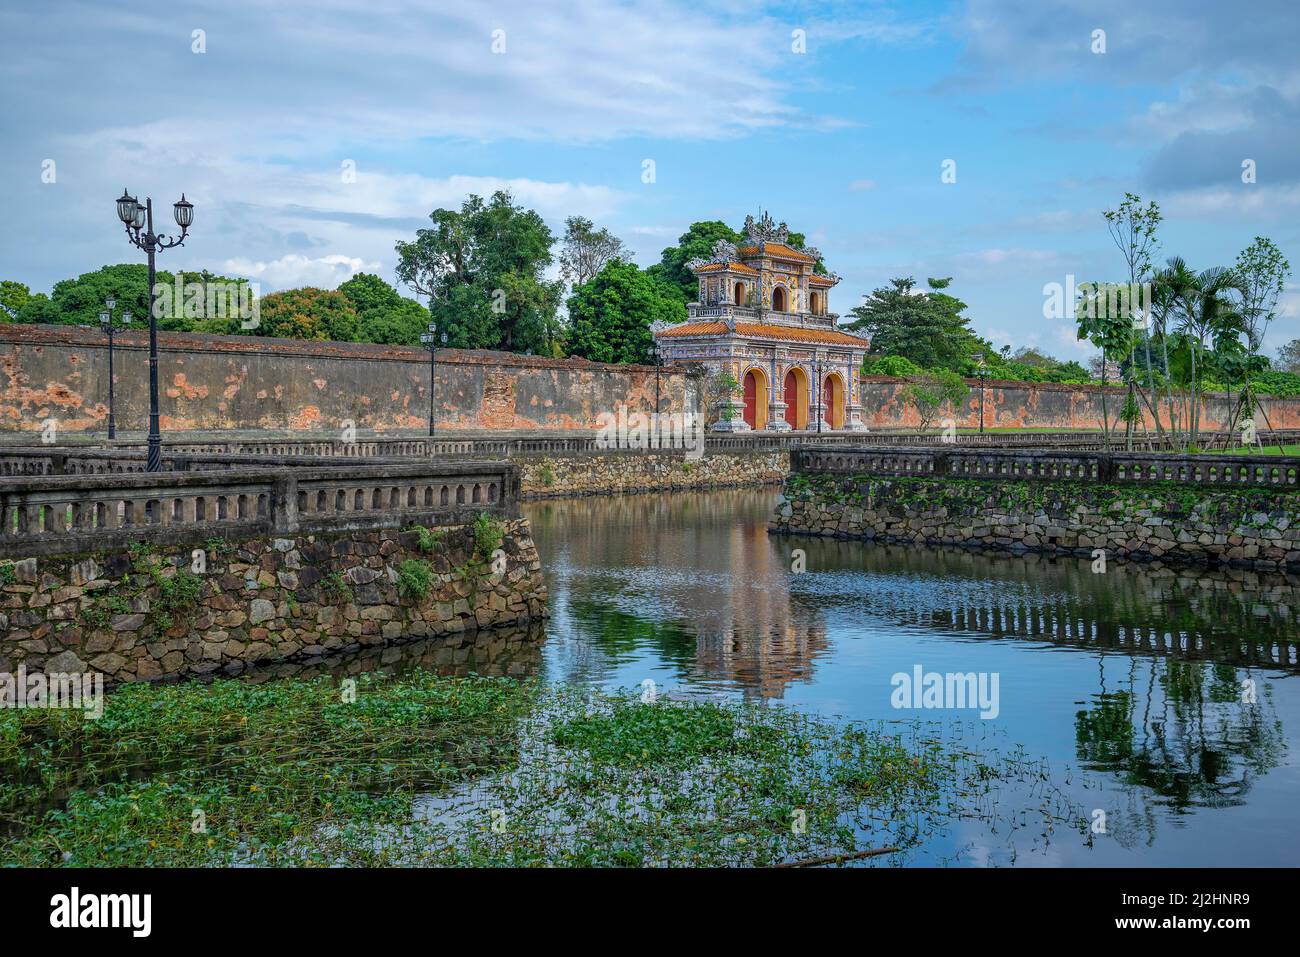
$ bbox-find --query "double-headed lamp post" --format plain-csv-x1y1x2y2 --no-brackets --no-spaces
419,325,448,438
115,189,194,472
972,352,987,434
97,297,132,440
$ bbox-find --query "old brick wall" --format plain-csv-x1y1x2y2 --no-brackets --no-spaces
0,324,696,436
861,376,1300,431
7,323,1298,437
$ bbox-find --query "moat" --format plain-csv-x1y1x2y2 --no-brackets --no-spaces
517,488,1300,867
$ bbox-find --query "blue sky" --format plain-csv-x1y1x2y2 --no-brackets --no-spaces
3,0,1298,359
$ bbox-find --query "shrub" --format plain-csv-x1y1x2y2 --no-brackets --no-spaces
407,524,444,554
320,572,353,605
865,354,922,377
473,513,505,560
395,559,433,603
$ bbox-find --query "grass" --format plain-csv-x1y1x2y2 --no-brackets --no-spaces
0,677,1077,867
1204,444,1300,456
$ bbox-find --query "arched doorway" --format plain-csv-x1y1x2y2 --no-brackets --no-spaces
822,372,845,429
783,367,808,430
772,285,787,312
734,281,745,306
742,368,768,430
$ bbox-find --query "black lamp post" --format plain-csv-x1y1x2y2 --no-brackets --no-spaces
115,189,193,471
973,352,987,434
419,325,448,438
98,297,132,440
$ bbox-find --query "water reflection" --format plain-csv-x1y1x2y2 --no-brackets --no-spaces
524,489,1300,864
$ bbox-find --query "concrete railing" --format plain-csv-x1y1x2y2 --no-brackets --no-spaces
791,446,1300,490
0,460,519,558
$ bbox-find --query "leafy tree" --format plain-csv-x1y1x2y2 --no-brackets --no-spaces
1047,360,1090,383
0,281,32,320
338,272,429,345
1234,236,1291,352
903,370,970,431
14,293,58,324
395,191,562,354
1277,339,1300,373
5,265,256,333
863,354,922,377
1008,346,1059,370
649,221,743,303
566,259,686,364
846,277,979,371
558,217,625,291
1102,193,1164,449
255,288,360,342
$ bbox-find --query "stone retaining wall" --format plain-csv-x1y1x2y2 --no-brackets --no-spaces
517,450,789,497
770,473,1300,569
0,519,548,683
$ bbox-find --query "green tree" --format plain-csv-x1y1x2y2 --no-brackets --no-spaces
649,220,744,303
255,288,360,342
1103,193,1164,447
1234,236,1291,352
566,259,686,364
395,191,561,354
338,272,430,345
0,281,32,320
903,370,970,431
558,216,625,291
846,277,979,371
6,265,255,333
1277,339,1300,373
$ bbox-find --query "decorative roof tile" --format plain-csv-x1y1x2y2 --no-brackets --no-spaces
694,261,759,275
657,321,868,347
736,242,816,262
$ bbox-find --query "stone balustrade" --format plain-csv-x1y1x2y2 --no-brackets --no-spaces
0,460,517,558
791,446,1300,489
6,428,1299,466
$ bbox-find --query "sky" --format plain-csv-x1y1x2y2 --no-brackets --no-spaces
2,0,1299,359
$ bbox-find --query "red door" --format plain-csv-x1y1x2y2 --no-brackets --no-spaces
743,371,758,429
784,371,798,429
823,375,838,428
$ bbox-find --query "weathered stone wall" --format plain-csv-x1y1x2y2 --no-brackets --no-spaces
771,474,1300,569
10,322,1300,437
517,450,789,497
0,519,548,683
860,376,1300,431
0,324,696,435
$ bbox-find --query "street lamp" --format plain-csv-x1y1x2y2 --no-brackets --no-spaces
972,352,987,434
419,325,448,438
98,297,132,440
115,189,193,471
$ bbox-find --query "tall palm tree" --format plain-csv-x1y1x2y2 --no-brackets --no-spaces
1164,262,1246,447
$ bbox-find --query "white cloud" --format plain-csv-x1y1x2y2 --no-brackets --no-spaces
221,254,380,290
